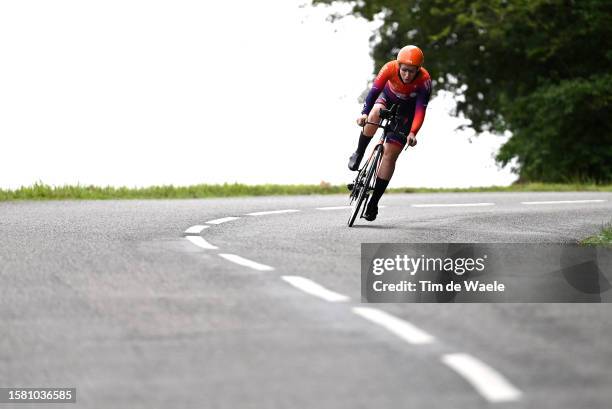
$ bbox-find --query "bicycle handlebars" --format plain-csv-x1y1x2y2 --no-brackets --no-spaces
362,105,407,137
378,106,398,120
362,104,413,150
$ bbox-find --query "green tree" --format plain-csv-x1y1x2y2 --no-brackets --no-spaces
313,0,612,183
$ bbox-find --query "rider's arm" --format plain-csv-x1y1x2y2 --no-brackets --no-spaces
410,78,432,135
361,62,393,115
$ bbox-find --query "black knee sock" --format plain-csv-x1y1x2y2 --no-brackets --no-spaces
356,132,371,154
369,177,389,206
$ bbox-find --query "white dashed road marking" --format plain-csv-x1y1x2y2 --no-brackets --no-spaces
521,199,606,205
442,353,523,403
184,225,209,234
206,216,240,224
412,203,495,208
219,253,275,271
282,276,349,302
246,209,300,216
185,235,218,250
315,206,352,211
185,207,527,403
352,307,435,345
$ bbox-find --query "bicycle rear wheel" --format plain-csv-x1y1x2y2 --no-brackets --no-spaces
347,145,382,227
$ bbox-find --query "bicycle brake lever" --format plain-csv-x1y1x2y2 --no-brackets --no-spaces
403,134,411,151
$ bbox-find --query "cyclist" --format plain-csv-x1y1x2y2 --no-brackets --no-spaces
348,45,432,221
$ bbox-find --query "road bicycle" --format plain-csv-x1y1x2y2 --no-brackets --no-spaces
347,105,408,227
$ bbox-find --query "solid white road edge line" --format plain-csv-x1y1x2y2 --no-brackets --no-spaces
352,307,435,345
206,216,240,224
412,203,495,208
185,235,218,250
246,209,300,216
521,199,606,205
442,353,522,403
219,253,274,271
315,206,352,210
282,276,350,302
184,225,209,234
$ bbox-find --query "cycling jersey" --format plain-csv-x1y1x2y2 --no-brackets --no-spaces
362,61,432,136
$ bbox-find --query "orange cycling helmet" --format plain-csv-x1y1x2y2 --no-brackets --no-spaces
397,45,424,66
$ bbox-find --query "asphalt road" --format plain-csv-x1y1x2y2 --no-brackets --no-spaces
1,192,611,408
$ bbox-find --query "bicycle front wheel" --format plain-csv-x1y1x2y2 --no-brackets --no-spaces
347,145,382,227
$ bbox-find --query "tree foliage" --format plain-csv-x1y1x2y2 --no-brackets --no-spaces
313,0,612,182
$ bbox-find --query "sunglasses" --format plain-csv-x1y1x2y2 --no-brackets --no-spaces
400,67,418,74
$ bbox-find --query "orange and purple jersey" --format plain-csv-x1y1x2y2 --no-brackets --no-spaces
362,61,432,135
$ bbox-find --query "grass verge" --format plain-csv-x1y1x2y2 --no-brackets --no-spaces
0,182,611,201
580,223,612,247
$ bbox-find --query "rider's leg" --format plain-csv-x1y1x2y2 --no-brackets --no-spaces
363,103,385,137
364,98,413,219
349,103,385,171
377,141,403,180
371,141,402,205
364,141,402,220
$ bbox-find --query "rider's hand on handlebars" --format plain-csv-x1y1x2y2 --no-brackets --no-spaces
407,133,417,147
356,114,368,127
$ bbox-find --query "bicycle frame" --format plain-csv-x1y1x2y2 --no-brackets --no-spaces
359,105,409,171
347,105,408,227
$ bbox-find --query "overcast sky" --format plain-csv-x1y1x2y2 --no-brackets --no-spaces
0,0,516,189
